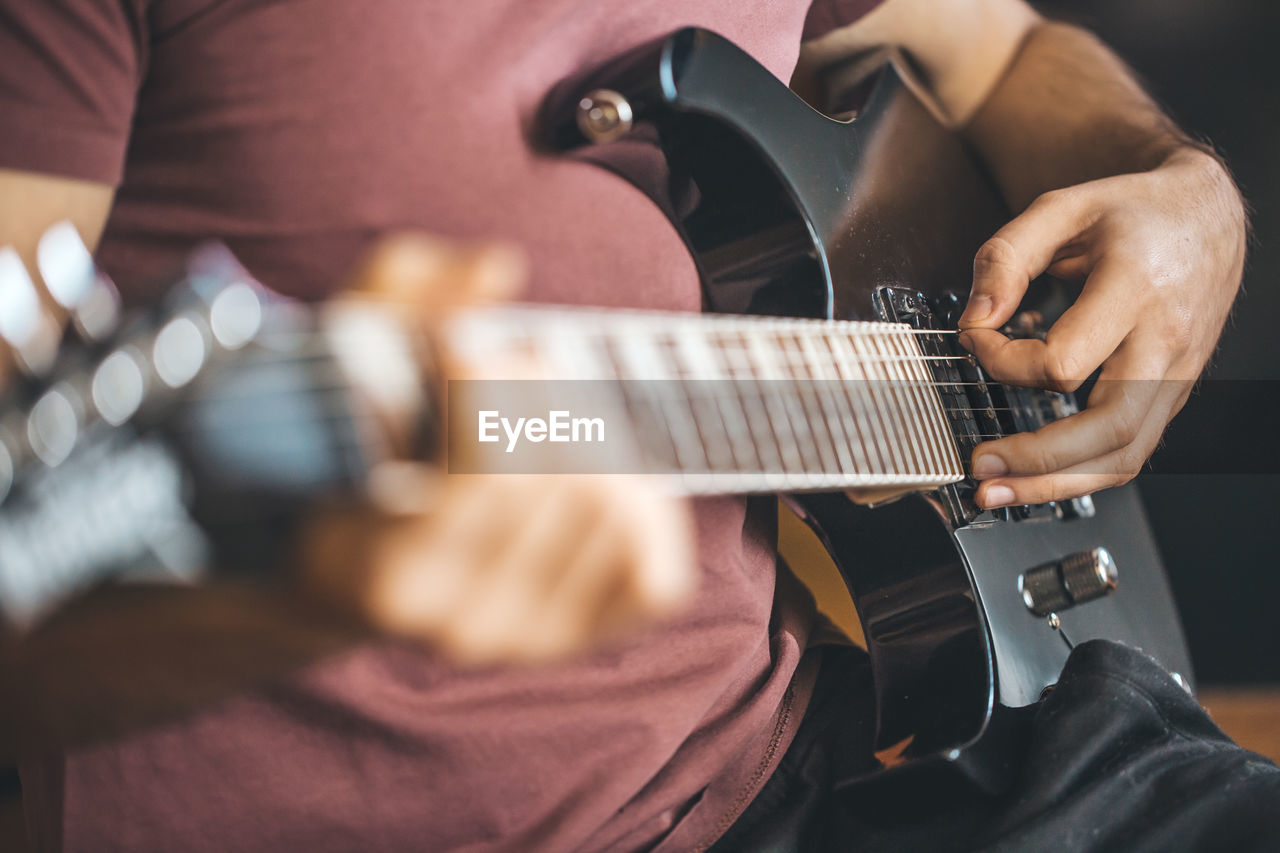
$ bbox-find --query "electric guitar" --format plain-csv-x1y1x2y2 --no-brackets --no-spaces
0,28,1192,796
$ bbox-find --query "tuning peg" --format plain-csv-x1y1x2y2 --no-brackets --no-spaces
0,431,15,505
0,248,41,348
36,221,121,344
36,222,95,309
182,243,267,350
0,247,60,376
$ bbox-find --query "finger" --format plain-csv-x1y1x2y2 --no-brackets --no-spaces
619,480,696,615
587,497,695,649
961,257,1141,393
348,233,526,308
975,384,1184,508
521,480,693,660
976,469,1116,509
565,479,691,630
960,189,1094,330
522,509,630,661
355,474,525,635
530,481,694,659
436,479,594,664
970,340,1171,478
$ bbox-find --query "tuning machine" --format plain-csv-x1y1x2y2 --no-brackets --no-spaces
0,247,62,377
36,222,122,347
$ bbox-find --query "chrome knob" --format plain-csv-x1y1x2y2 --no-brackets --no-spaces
27,384,81,467
1062,546,1117,603
576,89,634,144
1019,546,1118,617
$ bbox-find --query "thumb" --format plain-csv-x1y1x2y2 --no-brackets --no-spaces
959,189,1093,331
349,233,526,309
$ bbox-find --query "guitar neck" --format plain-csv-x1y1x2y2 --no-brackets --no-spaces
438,306,966,495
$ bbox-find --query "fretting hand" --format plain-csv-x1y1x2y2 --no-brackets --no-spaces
300,236,696,665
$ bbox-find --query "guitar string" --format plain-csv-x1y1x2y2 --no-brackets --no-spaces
522,313,977,481
41,310,1052,475
171,371,1038,421
171,370,1029,418
243,336,987,367
16,379,1012,485
135,354,1022,447
181,324,1045,406
226,329,1023,381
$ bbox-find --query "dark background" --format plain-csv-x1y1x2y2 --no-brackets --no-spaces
1036,0,1280,683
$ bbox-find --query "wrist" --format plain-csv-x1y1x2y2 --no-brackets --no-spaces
1160,145,1249,240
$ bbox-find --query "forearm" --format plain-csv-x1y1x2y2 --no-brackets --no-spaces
799,2,1238,215
0,583,366,762
964,21,1226,211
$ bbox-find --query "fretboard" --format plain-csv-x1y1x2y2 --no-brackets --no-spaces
447,307,965,495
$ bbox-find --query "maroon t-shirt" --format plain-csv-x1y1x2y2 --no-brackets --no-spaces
1,1,878,850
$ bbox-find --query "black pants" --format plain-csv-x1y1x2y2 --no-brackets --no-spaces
709,641,1280,853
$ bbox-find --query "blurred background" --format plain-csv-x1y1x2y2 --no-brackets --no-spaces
1032,0,1280,687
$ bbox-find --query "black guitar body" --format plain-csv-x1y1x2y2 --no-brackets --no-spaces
544,28,1193,794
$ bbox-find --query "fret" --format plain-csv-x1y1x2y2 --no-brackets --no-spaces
905,333,951,476
829,327,880,473
615,323,709,473
613,320,673,380
846,330,913,476
713,327,787,479
881,331,937,478
802,328,856,485
900,327,964,478
882,330,937,477
776,330,843,483
666,325,736,472
673,322,720,378
869,330,930,478
445,305,964,493
601,334,681,472
744,326,810,478
693,328,768,474
540,316,596,378
893,332,939,477
887,330,953,478
796,329,859,479
912,331,964,476
826,330,891,477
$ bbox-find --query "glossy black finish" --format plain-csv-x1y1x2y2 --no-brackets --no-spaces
547,28,1193,792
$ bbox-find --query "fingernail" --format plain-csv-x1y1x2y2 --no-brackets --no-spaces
971,454,1008,479
960,294,992,325
368,235,449,294
982,485,1016,508
957,332,974,352
473,244,528,300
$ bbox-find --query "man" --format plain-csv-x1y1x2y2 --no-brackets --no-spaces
0,0,1260,850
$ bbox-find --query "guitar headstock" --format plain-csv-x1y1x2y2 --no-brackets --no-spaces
0,240,271,500
0,230,411,630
